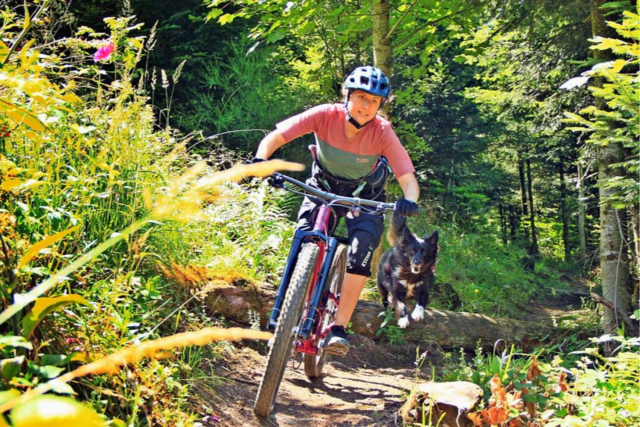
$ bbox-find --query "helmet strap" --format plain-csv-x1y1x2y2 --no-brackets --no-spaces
347,111,367,129
345,91,372,130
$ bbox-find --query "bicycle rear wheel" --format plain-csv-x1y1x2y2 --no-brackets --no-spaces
304,245,346,379
254,242,320,417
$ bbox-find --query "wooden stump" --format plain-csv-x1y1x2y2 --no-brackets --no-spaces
400,381,484,427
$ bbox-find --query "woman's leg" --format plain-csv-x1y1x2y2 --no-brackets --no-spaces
333,273,367,326
324,213,383,355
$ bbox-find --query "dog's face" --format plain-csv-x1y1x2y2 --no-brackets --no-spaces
399,228,439,274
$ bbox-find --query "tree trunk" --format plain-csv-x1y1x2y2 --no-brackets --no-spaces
370,0,392,280
597,145,631,337
526,158,539,257
372,0,391,77
629,203,639,310
499,203,507,245
205,284,572,352
559,159,571,262
629,205,640,273
591,0,632,340
578,162,588,261
518,158,530,240
509,205,518,242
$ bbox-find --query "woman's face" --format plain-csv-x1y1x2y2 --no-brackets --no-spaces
347,90,383,125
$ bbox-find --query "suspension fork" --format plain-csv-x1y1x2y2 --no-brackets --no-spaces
267,228,306,330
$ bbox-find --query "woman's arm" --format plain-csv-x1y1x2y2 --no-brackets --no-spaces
255,130,287,160
397,173,420,202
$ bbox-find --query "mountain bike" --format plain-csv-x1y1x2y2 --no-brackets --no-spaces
253,173,395,417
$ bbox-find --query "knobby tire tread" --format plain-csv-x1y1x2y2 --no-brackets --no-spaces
254,243,320,417
304,245,347,379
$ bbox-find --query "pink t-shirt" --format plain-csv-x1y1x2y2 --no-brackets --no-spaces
276,103,415,180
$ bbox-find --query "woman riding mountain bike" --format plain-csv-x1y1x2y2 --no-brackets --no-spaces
253,173,397,416
252,66,420,356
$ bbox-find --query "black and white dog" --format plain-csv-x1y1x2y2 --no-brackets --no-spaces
377,213,439,328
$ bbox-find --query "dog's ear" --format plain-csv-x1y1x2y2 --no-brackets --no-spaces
425,230,439,246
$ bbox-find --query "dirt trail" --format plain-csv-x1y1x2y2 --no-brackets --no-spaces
197,335,429,427
196,276,594,427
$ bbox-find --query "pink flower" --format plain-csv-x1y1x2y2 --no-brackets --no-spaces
94,42,115,62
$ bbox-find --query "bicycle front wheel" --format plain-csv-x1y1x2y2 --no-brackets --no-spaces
304,244,346,379
254,242,320,417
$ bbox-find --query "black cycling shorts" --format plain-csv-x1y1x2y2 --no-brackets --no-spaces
296,195,384,277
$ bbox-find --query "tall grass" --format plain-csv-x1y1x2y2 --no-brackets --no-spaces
0,8,300,426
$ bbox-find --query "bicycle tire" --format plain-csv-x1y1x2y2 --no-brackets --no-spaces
254,242,320,417
304,245,346,379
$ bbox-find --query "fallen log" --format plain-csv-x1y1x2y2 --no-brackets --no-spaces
205,280,276,325
206,282,571,352
350,301,563,352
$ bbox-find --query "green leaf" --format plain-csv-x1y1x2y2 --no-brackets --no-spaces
49,379,76,395
21,295,90,338
266,29,286,43
40,354,73,367
0,356,24,381
471,370,481,384
297,21,316,35
205,8,223,22
11,395,106,427
0,335,33,351
218,13,236,25
30,364,64,379
491,356,502,374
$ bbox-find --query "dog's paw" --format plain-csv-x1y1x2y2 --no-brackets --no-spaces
411,305,425,321
397,316,410,329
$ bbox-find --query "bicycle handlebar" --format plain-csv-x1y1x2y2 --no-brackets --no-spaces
274,173,396,212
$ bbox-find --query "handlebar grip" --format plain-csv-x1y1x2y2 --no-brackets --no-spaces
379,202,396,212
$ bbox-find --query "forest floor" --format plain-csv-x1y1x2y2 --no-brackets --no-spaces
192,275,595,427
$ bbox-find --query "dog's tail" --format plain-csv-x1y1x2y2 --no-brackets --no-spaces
386,212,407,246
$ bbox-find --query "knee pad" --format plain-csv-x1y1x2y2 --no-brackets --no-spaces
346,230,381,277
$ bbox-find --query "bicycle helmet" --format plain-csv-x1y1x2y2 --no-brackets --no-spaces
344,66,390,99
343,66,390,129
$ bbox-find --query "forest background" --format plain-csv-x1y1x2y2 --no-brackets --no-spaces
0,0,638,425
